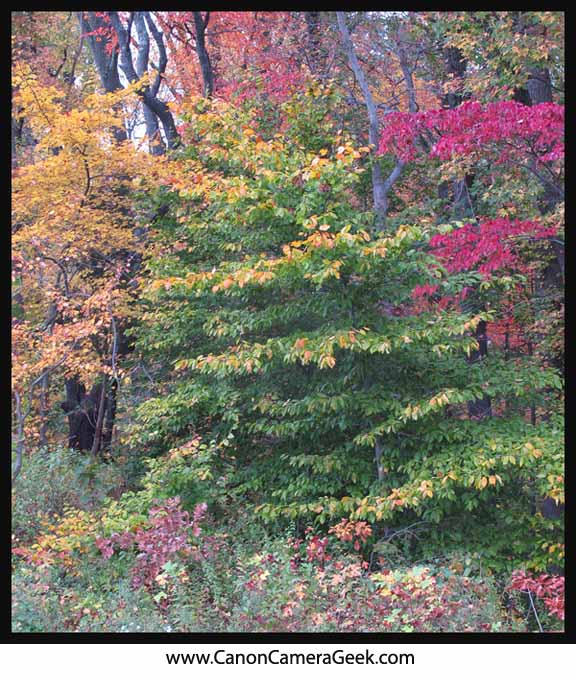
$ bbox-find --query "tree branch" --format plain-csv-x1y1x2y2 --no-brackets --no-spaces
337,12,405,230
108,11,180,149
193,11,214,98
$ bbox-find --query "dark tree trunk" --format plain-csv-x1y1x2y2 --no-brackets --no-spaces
102,378,118,451
61,378,107,454
142,104,165,156
62,379,90,451
439,45,471,219
90,376,107,457
541,497,564,520
193,12,214,98
512,86,531,106
441,46,467,109
527,68,553,106
466,320,492,419
11,117,19,168
79,12,123,94
38,374,50,447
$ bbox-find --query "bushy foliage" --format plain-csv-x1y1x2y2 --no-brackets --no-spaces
12,446,124,543
509,570,564,625
130,90,563,572
12,561,167,633
14,506,544,633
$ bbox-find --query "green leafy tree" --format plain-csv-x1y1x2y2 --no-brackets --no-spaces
129,86,562,571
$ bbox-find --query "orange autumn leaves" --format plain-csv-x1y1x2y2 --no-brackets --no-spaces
12,66,182,457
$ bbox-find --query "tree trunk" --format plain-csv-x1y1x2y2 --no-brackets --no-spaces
61,378,107,453
193,12,214,98
438,45,471,217
336,12,405,231
74,12,170,456
133,11,166,155
107,11,180,149
466,320,492,419
441,46,467,109
527,68,553,105
102,377,118,451
38,373,50,447
90,376,107,457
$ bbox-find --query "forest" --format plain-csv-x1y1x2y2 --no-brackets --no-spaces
11,11,564,634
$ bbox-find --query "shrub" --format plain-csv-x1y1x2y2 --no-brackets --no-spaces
508,570,564,631
12,446,124,543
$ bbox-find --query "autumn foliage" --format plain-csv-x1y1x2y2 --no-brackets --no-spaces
12,11,564,635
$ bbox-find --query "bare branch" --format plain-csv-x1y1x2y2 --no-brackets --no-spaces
337,12,405,230
108,11,179,149
134,11,150,78
143,12,168,97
